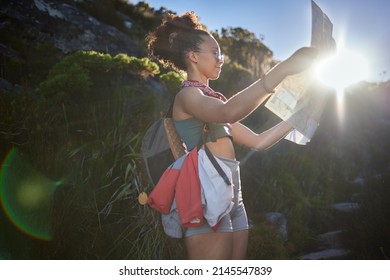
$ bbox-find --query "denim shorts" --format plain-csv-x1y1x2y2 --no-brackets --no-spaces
161,156,249,238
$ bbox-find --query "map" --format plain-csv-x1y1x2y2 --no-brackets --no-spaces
265,0,335,144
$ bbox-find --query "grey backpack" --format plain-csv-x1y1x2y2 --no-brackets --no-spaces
141,100,185,186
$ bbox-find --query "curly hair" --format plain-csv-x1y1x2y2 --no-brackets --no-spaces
147,11,211,72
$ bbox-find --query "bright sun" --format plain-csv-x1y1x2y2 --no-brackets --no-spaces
315,45,370,92
314,42,370,124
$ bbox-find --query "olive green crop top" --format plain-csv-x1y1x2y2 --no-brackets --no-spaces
174,117,232,150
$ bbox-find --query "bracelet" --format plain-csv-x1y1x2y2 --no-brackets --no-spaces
261,75,275,94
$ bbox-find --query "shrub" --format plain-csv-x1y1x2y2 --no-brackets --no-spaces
159,71,184,96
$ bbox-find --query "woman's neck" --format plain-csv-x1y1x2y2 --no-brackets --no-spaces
186,72,209,86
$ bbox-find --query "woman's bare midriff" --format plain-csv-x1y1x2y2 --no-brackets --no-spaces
205,136,235,160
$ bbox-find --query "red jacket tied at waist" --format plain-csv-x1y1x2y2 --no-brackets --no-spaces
147,148,203,227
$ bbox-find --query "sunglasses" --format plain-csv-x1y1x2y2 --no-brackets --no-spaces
195,50,224,62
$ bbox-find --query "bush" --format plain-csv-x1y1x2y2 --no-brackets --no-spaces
36,63,92,100
247,215,288,259
159,71,184,96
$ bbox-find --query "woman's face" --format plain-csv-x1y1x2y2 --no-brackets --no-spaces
194,35,224,80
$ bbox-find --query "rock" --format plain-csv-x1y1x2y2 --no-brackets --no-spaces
352,177,365,186
301,248,351,260
265,212,288,241
145,76,167,95
317,230,345,249
0,78,14,92
1,0,140,57
330,202,360,213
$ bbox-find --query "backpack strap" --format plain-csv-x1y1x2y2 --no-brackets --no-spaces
204,144,231,186
163,93,185,160
165,96,175,118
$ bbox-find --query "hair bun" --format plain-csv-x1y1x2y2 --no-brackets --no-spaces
165,11,203,33
147,11,208,71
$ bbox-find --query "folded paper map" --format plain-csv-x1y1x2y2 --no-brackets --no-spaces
265,0,335,144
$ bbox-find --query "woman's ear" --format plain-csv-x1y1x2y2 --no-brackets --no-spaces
188,51,198,64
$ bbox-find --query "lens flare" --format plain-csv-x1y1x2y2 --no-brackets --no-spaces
315,46,370,92
0,148,61,241
315,43,370,125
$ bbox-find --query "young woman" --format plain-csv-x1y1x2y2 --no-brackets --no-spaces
147,11,318,260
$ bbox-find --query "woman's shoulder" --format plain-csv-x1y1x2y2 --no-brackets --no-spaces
176,86,205,102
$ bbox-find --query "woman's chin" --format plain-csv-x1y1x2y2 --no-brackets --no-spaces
210,71,221,80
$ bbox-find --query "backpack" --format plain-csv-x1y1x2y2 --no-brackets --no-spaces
141,100,186,186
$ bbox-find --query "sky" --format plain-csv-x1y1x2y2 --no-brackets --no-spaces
136,0,390,82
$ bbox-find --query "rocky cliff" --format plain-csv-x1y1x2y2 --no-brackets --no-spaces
0,0,146,90
1,0,140,56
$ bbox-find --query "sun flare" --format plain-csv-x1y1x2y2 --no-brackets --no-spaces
314,42,370,124
315,45,370,92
